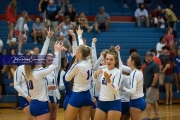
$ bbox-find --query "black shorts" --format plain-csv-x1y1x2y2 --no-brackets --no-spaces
98,23,106,29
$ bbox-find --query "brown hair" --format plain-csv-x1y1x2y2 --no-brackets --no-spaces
165,27,172,34
164,56,171,66
78,44,93,67
130,54,142,70
64,15,71,24
102,49,108,59
105,46,119,68
9,0,17,15
24,50,36,80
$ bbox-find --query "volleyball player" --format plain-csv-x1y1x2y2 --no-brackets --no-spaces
122,54,146,120
94,47,122,120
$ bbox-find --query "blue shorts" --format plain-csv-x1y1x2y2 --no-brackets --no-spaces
164,75,173,83
69,90,91,108
97,100,122,113
49,96,55,103
30,100,50,116
122,102,130,115
18,96,29,109
63,96,71,110
130,97,146,111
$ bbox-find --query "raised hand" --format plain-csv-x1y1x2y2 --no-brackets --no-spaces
104,71,111,83
60,46,67,52
76,25,83,36
68,30,75,37
47,27,54,38
115,45,120,52
94,69,103,79
54,41,62,52
92,38,97,43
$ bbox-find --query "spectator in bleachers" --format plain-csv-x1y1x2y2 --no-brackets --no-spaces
168,4,175,14
64,5,77,29
161,7,177,37
161,56,173,105
14,11,30,55
173,48,180,93
144,0,152,12
136,0,144,7
156,36,165,57
56,15,75,41
38,0,49,19
58,32,71,69
44,0,61,35
164,27,175,59
135,4,149,27
5,0,17,44
143,51,160,120
149,6,165,28
77,12,92,33
31,18,45,44
159,46,172,66
94,7,110,33
151,49,162,67
56,0,69,13
129,48,137,55
33,47,40,55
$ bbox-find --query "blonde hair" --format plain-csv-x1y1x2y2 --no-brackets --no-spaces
78,45,93,67
24,50,35,80
20,11,31,24
166,27,172,34
9,0,17,15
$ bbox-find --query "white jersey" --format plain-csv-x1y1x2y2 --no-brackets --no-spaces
28,52,59,101
96,68,122,101
120,75,131,102
14,65,29,98
123,69,144,100
65,60,92,92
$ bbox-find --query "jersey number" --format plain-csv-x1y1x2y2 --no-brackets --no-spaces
102,78,107,85
87,70,92,80
27,80,34,90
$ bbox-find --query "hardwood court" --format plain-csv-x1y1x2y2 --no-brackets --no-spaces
0,105,180,120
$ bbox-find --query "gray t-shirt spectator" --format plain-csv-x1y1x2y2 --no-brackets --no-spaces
96,12,110,24
15,17,24,32
32,23,43,31
144,61,159,88
61,38,71,58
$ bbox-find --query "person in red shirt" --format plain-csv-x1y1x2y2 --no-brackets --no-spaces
149,6,165,28
5,0,17,44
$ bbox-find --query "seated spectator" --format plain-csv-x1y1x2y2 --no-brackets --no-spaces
94,7,110,33
56,15,75,41
77,12,92,33
31,18,45,44
64,5,77,29
33,47,40,55
161,56,173,105
129,48,137,55
58,32,71,69
2,38,17,86
156,36,165,57
14,11,30,55
44,0,61,34
161,7,177,37
134,3,149,27
149,6,165,28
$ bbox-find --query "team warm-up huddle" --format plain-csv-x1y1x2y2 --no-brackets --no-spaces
14,26,146,120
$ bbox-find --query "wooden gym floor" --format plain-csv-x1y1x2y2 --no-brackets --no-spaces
0,105,180,120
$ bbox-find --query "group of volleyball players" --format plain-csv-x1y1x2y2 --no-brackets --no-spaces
14,26,146,120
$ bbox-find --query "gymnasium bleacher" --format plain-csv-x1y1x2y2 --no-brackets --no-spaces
0,0,180,107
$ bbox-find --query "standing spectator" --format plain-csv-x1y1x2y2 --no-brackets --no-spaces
39,0,49,19
164,27,175,59
56,15,75,41
33,47,40,55
32,18,45,44
94,7,110,33
161,56,173,105
58,32,71,69
168,4,175,14
149,6,165,28
44,0,61,35
161,8,177,37
14,11,30,55
173,48,180,92
129,48,137,55
5,0,17,44
134,4,149,27
159,46,172,66
77,12,92,33
151,49,162,67
143,51,160,120
156,36,165,57
64,5,77,29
